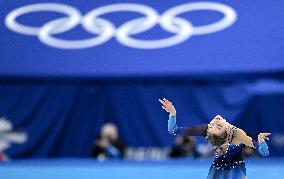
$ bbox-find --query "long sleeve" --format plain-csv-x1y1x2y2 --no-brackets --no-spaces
168,115,208,137
168,115,178,135
253,140,269,156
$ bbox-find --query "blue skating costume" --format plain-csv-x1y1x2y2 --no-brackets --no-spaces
168,115,269,179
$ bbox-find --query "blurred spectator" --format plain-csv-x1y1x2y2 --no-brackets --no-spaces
92,123,126,160
0,117,27,162
168,136,199,158
0,152,8,161
196,143,214,157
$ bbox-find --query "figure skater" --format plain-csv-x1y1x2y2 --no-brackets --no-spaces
159,98,270,179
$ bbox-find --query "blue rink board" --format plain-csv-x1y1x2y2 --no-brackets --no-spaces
1,158,284,179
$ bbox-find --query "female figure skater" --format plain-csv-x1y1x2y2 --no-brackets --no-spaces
159,98,270,179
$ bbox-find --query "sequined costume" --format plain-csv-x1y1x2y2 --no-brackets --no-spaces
168,115,269,179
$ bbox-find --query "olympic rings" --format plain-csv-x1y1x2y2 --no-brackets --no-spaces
5,2,237,49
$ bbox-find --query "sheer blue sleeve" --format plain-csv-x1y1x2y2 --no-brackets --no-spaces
256,141,269,156
168,115,208,136
253,140,269,156
168,115,179,135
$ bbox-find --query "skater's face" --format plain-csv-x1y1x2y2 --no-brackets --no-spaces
208,115,227,136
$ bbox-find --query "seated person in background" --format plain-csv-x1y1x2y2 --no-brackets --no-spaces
92,123,126,159
0,152,8,161
0,117,27,162
168,135,200,158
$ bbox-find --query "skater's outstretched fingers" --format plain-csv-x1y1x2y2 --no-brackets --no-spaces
159,98,176,116
159,99,168,112
258,133,271,143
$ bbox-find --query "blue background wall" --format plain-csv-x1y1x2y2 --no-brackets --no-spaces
1,77,284,157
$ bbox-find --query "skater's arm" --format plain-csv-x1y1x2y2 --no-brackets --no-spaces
255,133,270,156
254,140,269,156
159,98,208,136
168,115,208,136
233,129,270,156
232,128,255,148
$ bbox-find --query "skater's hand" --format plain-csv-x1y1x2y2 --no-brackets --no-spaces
159,98,176,116
258,133,271,143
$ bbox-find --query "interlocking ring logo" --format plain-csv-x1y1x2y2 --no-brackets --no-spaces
5,2,237,49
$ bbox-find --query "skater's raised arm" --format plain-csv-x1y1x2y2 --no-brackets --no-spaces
159,98,208,136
